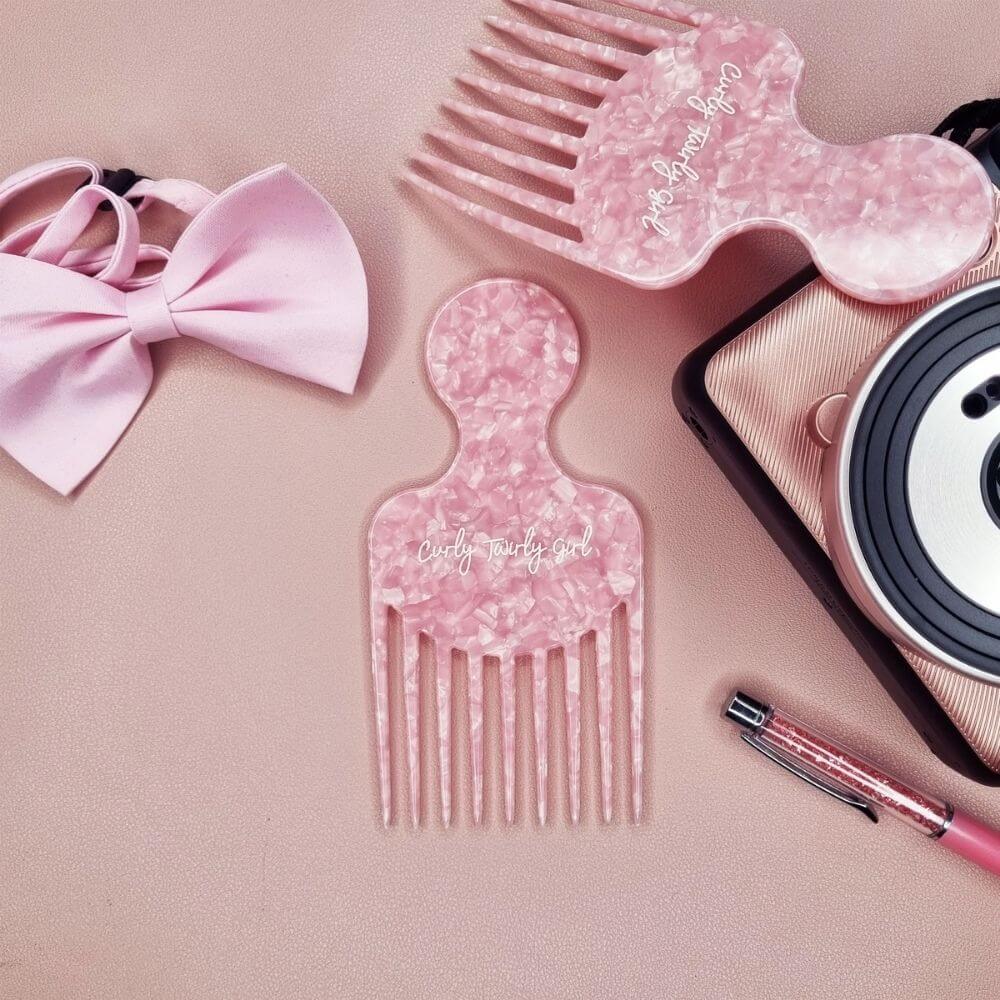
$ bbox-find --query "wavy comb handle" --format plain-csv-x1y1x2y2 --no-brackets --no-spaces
408,5,994,304
368,280,644,826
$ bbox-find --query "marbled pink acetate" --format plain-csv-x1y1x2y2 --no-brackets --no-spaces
408,1,994,304
369,280,644,827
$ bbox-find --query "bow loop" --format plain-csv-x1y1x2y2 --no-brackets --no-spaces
28,184,141,287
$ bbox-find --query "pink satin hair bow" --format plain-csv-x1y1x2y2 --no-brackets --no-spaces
0,158,368,494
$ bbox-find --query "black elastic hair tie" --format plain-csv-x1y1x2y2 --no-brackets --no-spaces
95,167,147,212
933,99,1000,146
75,166,149,211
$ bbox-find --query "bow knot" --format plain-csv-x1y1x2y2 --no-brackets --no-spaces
125,283,180,345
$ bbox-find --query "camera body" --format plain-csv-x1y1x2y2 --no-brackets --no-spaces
675,128,1000,777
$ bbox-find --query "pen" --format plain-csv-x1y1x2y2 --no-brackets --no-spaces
724,691,1000,878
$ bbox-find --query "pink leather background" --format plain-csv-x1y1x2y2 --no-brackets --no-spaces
2,2,999,997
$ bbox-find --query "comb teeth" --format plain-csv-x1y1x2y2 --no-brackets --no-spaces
564,641,582,824
411,151,577,223
404,629,422,825
468,656,485,824
372,619,643,826
427,127,574,187
531,651,549,824
406,0,709,266
499,656,517,823
442,96,583,154
455,74,594,126
485,14,643,72
628,606,645,819
596,629,614,823
435,642,453,827
508,0,676,47
402,169,582,260
604,0,712,26
473,43,612,98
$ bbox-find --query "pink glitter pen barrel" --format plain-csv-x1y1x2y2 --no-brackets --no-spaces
725,692,1000,877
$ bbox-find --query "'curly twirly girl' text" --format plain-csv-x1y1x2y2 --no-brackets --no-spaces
641,62,744,238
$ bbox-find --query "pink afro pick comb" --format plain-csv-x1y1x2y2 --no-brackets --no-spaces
369,280,643,826
406,1,995,304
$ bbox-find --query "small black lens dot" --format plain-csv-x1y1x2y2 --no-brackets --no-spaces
988,379,1000,400
963,392,989,418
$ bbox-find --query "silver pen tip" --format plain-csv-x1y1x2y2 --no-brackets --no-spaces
723,690,769,730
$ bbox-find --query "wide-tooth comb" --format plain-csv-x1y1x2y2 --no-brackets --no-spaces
406,1,995,304
368,279,644,826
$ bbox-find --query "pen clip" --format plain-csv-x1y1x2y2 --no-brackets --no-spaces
740,732,879,824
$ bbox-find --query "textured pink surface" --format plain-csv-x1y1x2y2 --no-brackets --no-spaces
4,3,1000,999
369,279,643,825
408,2,994,303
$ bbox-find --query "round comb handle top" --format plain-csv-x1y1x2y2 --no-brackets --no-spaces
424,279,578,415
